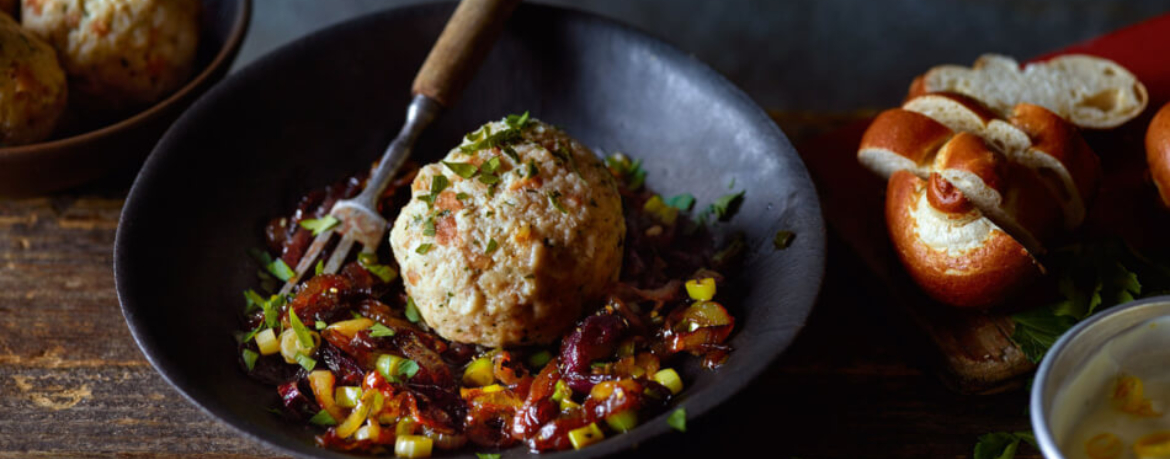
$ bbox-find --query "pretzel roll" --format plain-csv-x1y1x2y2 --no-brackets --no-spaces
859,108,952,179
1008,103,1101,227
1150,102,1170,208
886,171,1043,309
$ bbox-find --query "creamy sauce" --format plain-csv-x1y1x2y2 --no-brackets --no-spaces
1053,316,1170,459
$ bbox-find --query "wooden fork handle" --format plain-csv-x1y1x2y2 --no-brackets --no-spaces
412,0,523,107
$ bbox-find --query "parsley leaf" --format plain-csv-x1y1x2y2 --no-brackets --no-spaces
241,349,259,372
666,193,696,211
482,156,501,174
415,243,434,255
485,238,499,254
505,111,530,129
443,161,479,179
298,215,339,236
368,322,396,338
1010,308,1077,363
478,173,500,185
973,432,1036,459
667,407,686,432
295,353,317,371
419,175,450,208
267,258,295,282
773,230,795,250
308,410,337,427
706,190,745,222
358,252,398,283
548,191,568,214
405,297,421,323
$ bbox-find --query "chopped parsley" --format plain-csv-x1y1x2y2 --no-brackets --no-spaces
526,160,539,178
314,259,324,276
416,243,434,255
505,111,530,129
419,175,450,208
548,191,568,214
443,161,479,178
666,193,696,211
423,217,436,236
478,173,500,185
314,320,327,330
667,407,686,432
485,238,499,254
368,322,396,338
357,252,398,283
308,410,337,427
606,153,646,189
405,297,421,323
298,215,339,236
461,122,523,153
456,192,471,201
503,145,520,162
705,190,745,222
773,230,795,250
241,349,259,372
482,156,502,174
288,307,314,349
294,353,317,371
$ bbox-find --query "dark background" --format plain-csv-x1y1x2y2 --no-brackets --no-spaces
240,0,1170,112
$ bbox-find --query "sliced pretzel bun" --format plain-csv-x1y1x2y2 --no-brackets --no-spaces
859,108,952,179
1148,102,1170,208
886,171,1044,308
932,132,1063,255
907,54,1148,129
903,93,1099,229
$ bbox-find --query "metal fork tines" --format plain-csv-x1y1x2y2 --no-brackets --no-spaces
277,95,441,295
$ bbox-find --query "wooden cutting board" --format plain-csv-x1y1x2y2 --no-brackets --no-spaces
791,13,1170,395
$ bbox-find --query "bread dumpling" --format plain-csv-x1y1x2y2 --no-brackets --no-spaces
0,12,67,146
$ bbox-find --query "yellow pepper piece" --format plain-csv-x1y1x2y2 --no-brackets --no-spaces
254,328,280,355
462,357,494,387
653,368,684,395
685,278,717,301
395,434,433,458
1085,432,1123,459
642,195,678,225
568,423,605,450
1135,431,1170,458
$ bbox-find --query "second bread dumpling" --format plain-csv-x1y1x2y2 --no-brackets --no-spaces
22,0,200,111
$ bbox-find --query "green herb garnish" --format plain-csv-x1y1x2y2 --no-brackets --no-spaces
482,156,502,174
368,322,396,338
423,217,436,236
667,407,686,432
666,193,696,211
456,192,471,201
606,153,646,189
299,215,339,236
288,307,313,349
314,320,327,331
503,146,520,162
308,410,337,427
443,161,479,179
973,432,1036,459
267,258,295,282
705,190,745,222
548,191,568,214
397,359,420,380
241,349,259,372
477,454,501,459
415,243,434,255
419,175,450,208
314,259,324,276
485,238,499,254
358,252,398,283
526,161,539,178
478,173,500,185
773,230,795,250
527,350,551,369
295,353,317,371
405,297,421,323
505,111,530,129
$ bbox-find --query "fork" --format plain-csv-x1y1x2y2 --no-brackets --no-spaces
278,0,522,295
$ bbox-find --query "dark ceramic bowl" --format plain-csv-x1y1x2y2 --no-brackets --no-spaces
115,2,825,458
0,0,250,196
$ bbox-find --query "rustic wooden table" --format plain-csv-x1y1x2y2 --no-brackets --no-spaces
0,115,1040,458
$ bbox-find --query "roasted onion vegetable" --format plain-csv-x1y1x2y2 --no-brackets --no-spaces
235,152,746,456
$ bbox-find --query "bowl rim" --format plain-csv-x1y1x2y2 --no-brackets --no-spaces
115,2,826,458
1029,294,1170,459
0,0,252,158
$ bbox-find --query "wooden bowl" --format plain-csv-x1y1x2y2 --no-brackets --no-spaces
0,0,250,196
